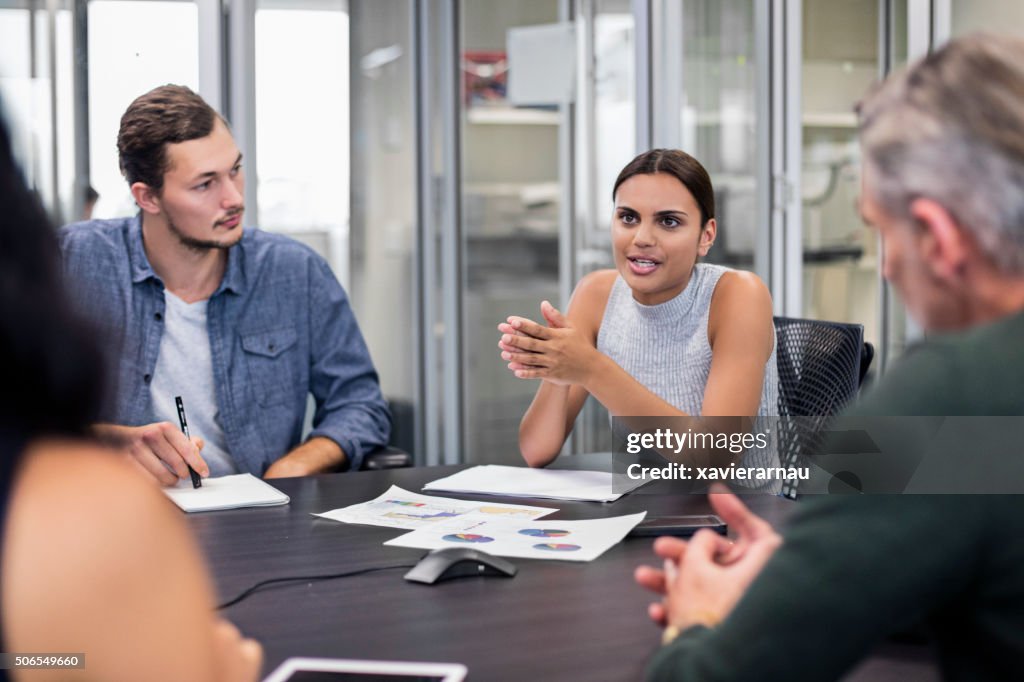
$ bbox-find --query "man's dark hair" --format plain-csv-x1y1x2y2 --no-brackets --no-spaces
0,111,106,438
117,84,223,192
612,148,716,228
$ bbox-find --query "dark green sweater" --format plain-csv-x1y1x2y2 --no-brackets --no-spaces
648,310,1024,681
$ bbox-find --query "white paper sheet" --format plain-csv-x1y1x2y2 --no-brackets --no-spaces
163,473,289,512
423,465,649,502
385,512,647,562
313,485,557,530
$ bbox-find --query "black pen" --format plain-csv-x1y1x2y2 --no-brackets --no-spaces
175,396,202,488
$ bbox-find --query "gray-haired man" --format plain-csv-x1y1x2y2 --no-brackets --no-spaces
636,32,1024,681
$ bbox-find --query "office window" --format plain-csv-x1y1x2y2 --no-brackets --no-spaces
0,7,39,189
87,0,199,219
254,1,349,283
0,4,74,221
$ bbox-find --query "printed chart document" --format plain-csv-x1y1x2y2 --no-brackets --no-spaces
314,485,556,530
423,465,649,503
164,474,289,512
385,512,647,562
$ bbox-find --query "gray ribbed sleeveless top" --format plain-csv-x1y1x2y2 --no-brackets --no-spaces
597,263,780,477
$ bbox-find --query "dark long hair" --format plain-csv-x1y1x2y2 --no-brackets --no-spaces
0,112,105,438
612,149,716,228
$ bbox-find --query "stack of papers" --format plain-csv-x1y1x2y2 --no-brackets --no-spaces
313,485,555,530
164,474,289,513
423,465,648,503
385,512,647,562
317,486,646,562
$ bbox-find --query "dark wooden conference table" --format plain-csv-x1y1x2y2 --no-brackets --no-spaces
187,457,939,681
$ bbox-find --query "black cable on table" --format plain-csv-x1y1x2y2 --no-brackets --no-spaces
217,563,417,610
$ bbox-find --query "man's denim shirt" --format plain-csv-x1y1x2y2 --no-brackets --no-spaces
59,216,390,474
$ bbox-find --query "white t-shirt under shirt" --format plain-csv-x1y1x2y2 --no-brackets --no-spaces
150,290,237,477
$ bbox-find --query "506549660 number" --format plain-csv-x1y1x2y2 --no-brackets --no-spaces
0,653,85,669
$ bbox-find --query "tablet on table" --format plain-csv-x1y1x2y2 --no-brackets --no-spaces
262,657,467,682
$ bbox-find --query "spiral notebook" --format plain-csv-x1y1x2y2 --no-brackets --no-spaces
163,473,289,512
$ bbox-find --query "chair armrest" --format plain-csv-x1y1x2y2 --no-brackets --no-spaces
360,445,413,471
859,342,875,386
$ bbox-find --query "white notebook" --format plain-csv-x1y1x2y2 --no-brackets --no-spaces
163,473,289,512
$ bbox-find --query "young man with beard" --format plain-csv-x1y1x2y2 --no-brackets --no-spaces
60,85,389,485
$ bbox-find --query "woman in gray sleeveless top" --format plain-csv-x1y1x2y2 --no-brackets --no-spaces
498,149,779,486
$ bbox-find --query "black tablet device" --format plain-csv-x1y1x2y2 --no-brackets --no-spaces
627,514,727,537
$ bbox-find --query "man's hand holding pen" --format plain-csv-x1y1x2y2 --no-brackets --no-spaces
96,421,209,487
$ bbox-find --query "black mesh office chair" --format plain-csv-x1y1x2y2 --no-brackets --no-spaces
773,316,874,498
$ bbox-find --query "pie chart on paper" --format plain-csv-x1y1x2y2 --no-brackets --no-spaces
442,533,494,543
518,528,570,538
533,543,581,552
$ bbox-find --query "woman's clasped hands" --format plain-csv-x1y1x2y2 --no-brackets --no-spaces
497,300,600,386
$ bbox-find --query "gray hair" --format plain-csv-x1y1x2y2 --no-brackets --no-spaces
858,32,1024,273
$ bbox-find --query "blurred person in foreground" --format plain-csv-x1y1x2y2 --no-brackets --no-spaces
0,111,262,681
636,32,1024,681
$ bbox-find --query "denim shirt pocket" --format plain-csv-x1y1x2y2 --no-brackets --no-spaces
241,327,299,407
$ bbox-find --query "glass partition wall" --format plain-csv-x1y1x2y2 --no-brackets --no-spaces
652,0,764,275
459,0,566,464
799,0,881,361
349,0,419,457
572,0,637,454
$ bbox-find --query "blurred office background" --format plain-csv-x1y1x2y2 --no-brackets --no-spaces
2,0,1020,465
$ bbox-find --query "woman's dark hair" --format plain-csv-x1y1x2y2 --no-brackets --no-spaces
0,112,105,437
612,149,716,227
